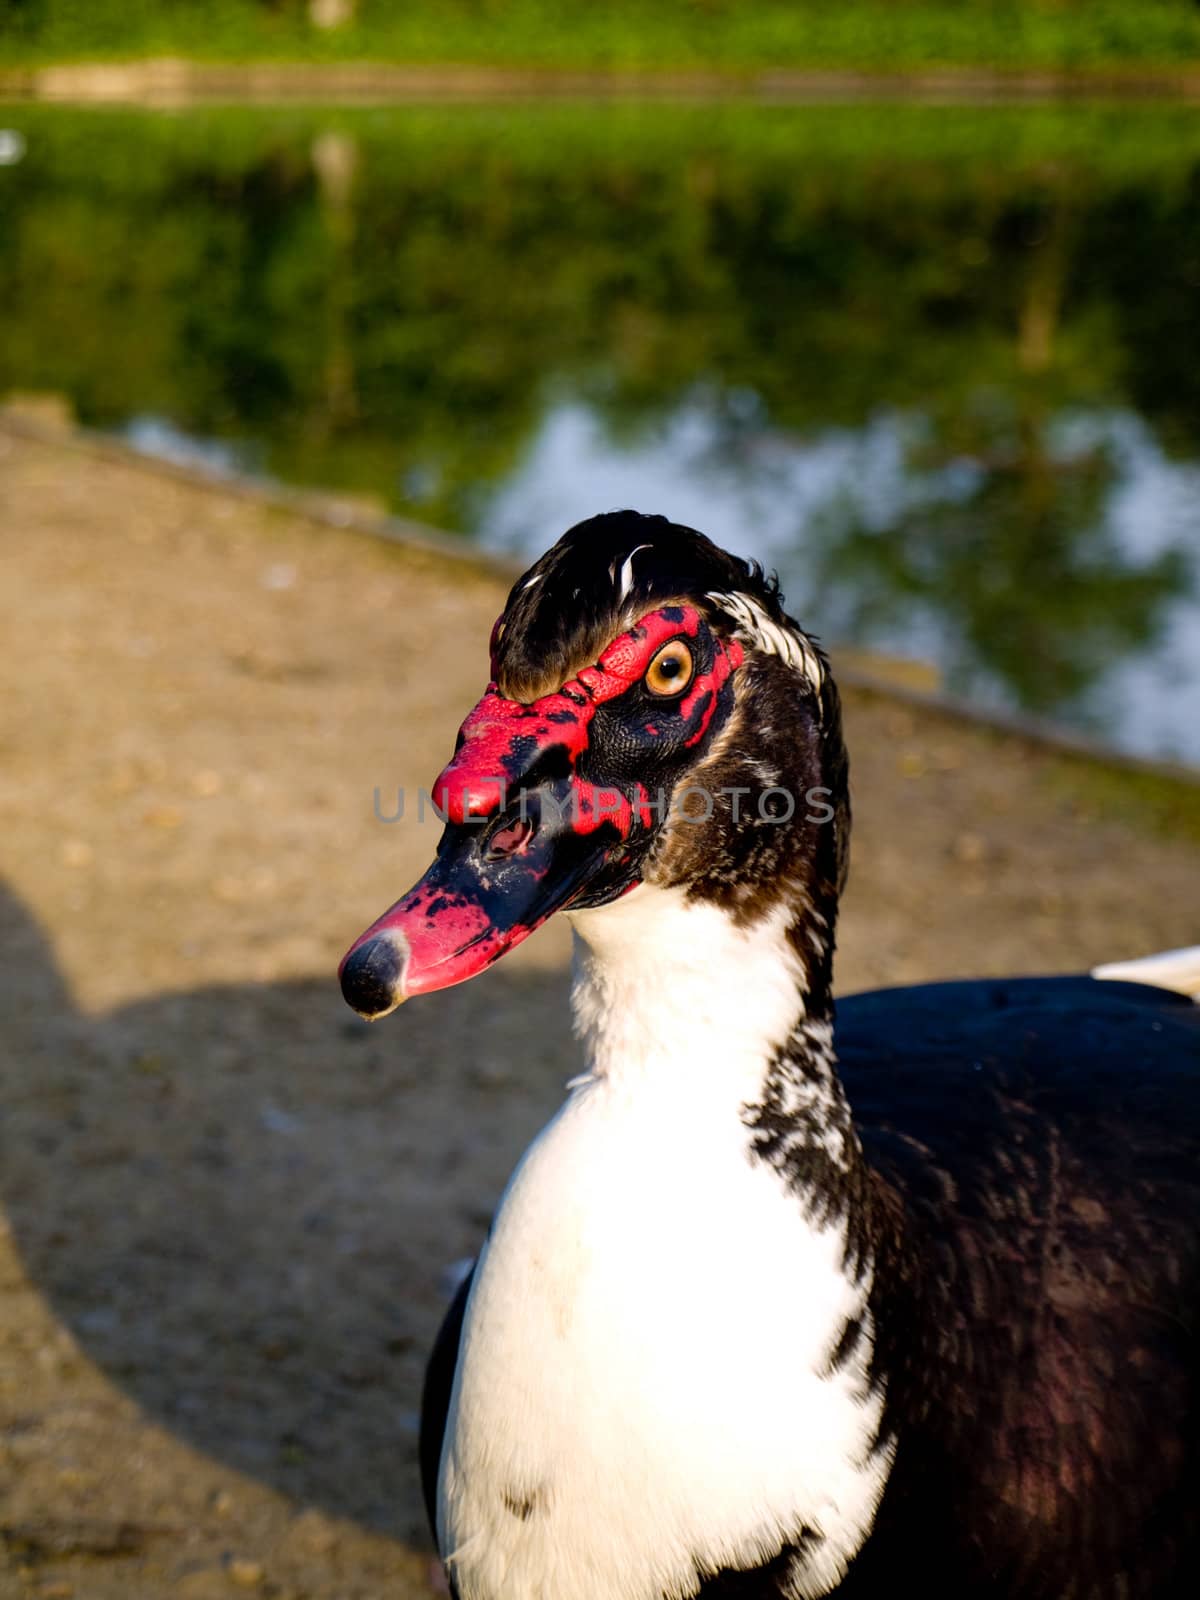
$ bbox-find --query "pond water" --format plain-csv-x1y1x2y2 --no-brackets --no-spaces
2,101,1199,766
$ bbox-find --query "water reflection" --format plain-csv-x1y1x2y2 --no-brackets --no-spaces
1,103,1198,762
482,397,1200,763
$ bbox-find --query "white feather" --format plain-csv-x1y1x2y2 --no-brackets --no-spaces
707,591,824,691
437,886,891,1600
616,543,653,605
1092,944,1200,1002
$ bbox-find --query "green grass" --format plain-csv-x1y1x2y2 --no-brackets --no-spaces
13,96,1200,175
4,1,1200,74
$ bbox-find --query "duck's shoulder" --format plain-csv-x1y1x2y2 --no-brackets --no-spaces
836,970,1200,1052
837,973,1200,1154
837,973,1200,1307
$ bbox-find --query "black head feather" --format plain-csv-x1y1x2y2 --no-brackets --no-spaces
493,510,791,701
494,510,851,1008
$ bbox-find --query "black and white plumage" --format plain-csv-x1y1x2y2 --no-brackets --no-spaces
340,512,1200,1600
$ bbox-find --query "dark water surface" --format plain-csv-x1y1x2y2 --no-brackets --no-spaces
2,102,1198,764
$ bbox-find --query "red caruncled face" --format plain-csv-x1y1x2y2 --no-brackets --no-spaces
339,604,743,1019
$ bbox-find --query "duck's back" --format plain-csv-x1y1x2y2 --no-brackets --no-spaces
833,975,1200,1599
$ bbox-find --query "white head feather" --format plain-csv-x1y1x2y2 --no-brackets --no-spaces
707,589,825,691
609,543,652,605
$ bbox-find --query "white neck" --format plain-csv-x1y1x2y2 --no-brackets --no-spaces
567,882,807,1108
437,885,891,1600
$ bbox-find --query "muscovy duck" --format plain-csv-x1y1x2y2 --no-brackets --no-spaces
339,512,1200,1600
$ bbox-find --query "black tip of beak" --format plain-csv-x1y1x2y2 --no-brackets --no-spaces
339,933,408,1020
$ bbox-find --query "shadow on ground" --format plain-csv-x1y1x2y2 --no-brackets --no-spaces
0,880,575,1542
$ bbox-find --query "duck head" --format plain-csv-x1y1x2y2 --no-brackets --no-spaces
339,511,848,1020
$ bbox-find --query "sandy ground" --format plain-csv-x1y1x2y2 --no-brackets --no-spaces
0,422,1197,1599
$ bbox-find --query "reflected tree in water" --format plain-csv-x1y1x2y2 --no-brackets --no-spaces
807,179,1191,717
1,107,1198,732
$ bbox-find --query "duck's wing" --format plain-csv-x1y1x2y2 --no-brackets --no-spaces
419,1264,476,1543
834,975,1200,1597
836,973,1200,1309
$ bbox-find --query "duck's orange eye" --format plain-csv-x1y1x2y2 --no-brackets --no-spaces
645,640,694,697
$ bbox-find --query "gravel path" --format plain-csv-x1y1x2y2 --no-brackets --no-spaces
1,422,1197,1598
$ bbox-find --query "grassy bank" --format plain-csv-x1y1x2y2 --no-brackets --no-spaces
4,1,1200,74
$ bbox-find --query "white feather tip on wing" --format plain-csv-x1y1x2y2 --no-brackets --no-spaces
1092,945,1200,1002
